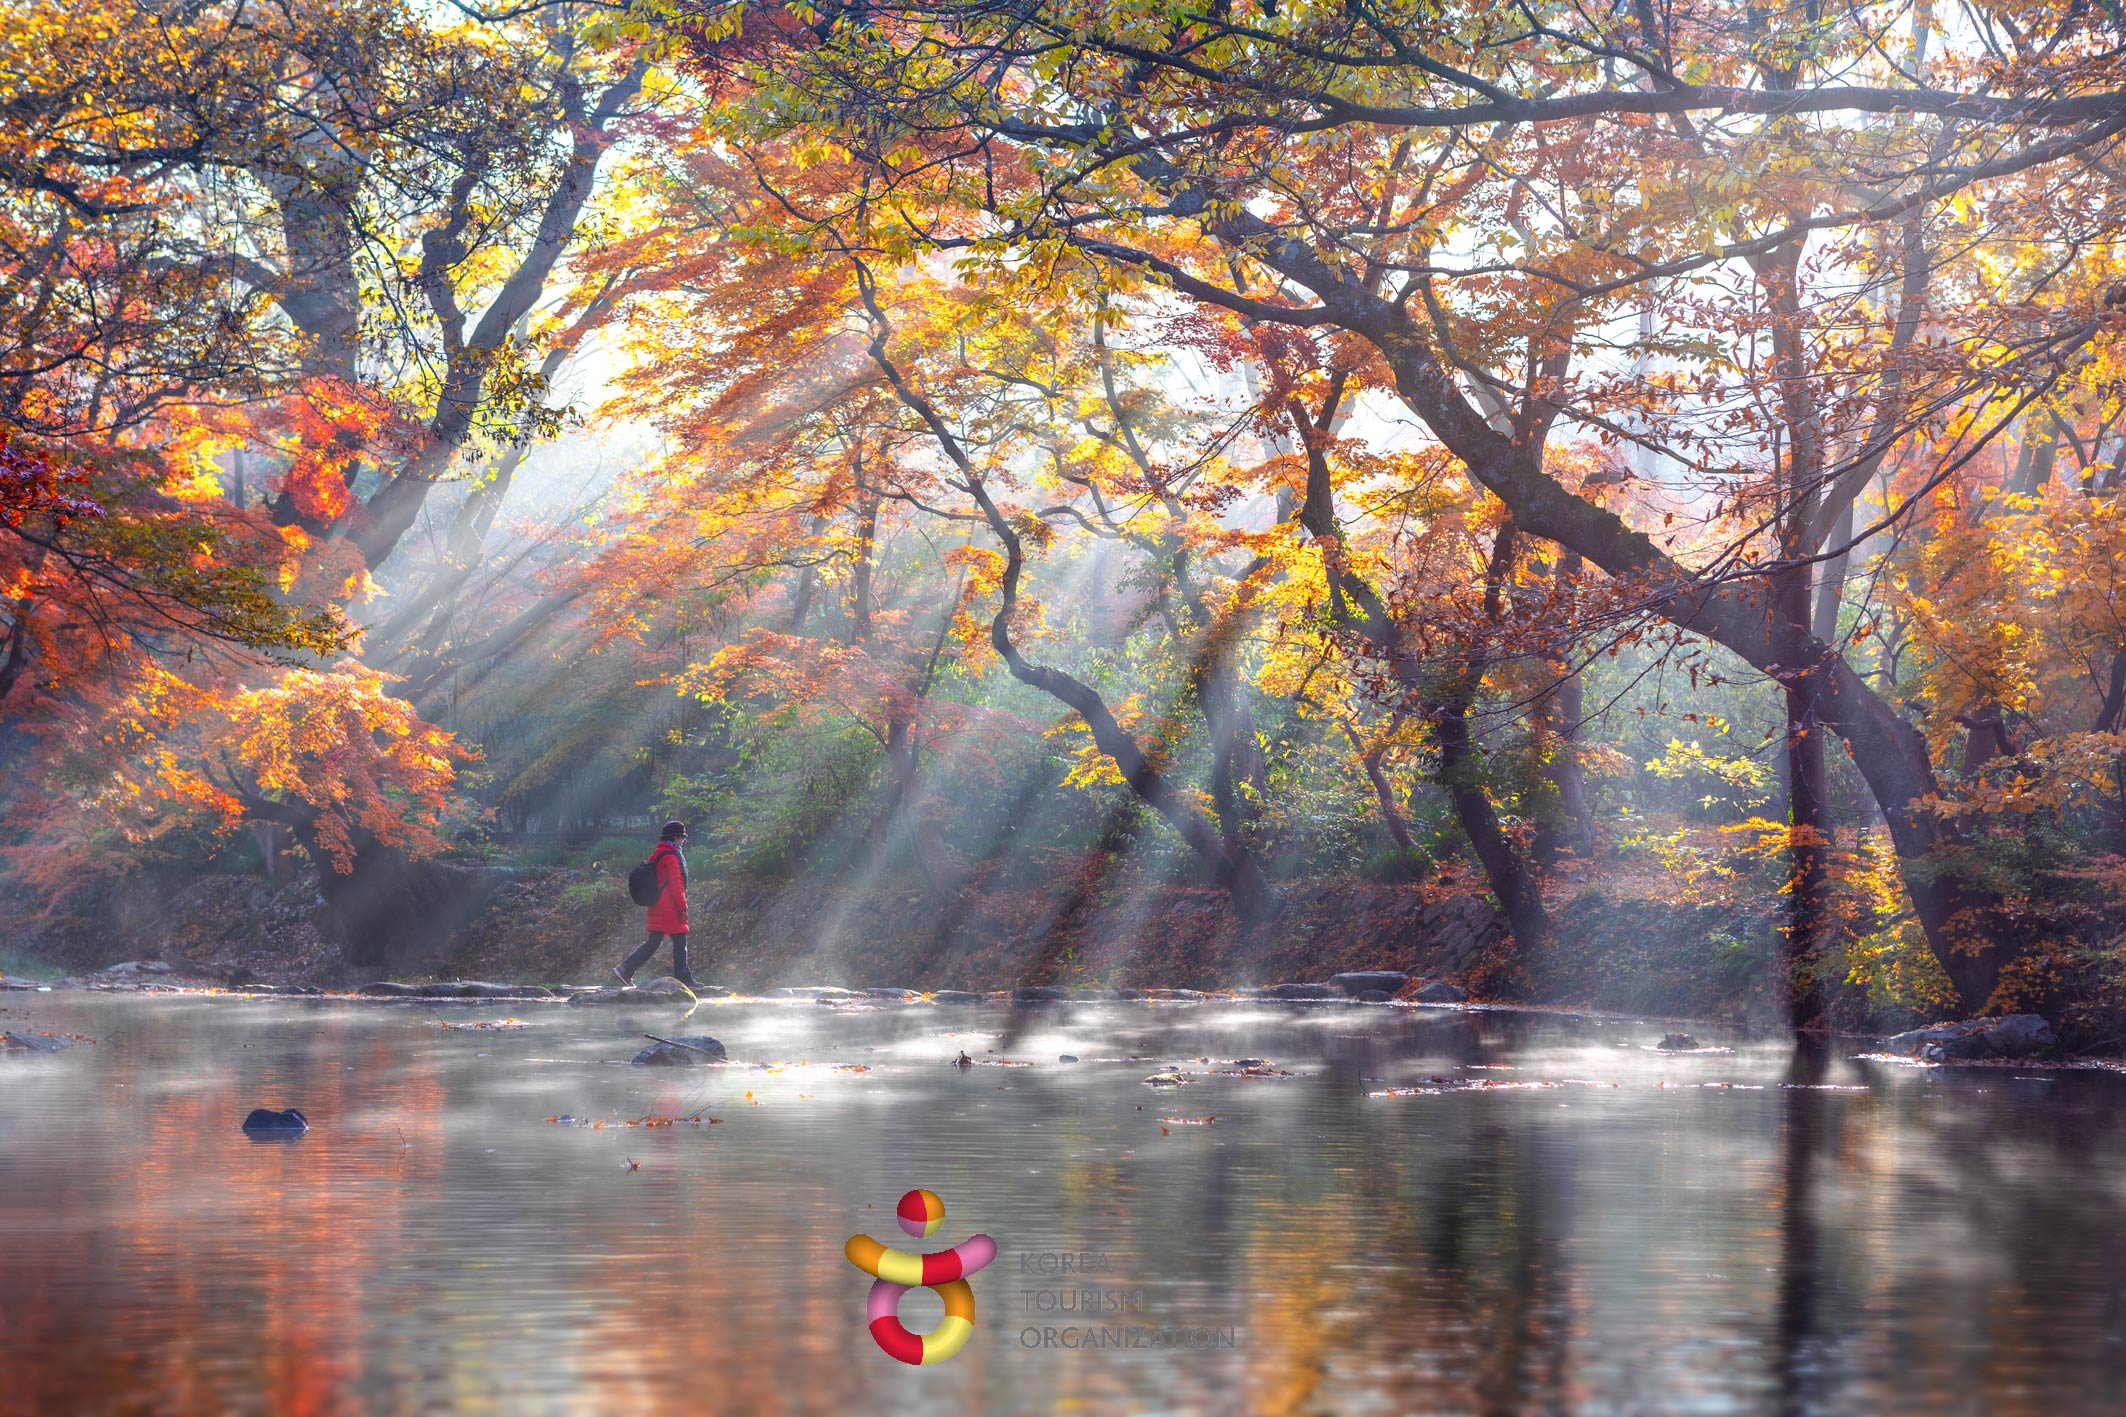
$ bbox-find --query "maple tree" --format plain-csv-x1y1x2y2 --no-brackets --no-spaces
660,0,2126,1014
0,0,657,956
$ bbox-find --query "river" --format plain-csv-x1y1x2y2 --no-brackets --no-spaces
3,992,2123,1415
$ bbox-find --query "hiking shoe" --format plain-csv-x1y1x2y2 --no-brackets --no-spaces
612,966,633,987
675,974,701,991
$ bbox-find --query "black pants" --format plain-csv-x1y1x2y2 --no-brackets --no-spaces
621,931,692,983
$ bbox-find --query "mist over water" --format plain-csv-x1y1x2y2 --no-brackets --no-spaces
4,993,2123,1416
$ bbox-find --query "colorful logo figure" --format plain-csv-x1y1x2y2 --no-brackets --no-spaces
845,1188,996,1365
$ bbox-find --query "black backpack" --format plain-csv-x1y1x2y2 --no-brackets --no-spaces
626,854,662,907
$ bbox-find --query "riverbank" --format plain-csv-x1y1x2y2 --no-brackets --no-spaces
7,851,2120,1047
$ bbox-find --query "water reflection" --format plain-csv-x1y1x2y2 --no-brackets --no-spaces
1,996,2123,1415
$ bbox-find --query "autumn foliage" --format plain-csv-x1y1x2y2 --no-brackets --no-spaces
5,0,2126,1022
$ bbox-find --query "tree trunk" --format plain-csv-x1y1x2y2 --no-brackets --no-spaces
1432,690,1543,945
1775,565,1833,1027
1533,660,1594,861
1343,725,1417,853
876,714,952,894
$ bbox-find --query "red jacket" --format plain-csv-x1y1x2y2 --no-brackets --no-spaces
645,840,688,934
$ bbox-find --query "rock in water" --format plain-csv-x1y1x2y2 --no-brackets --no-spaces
929,991,985,1005
358,982,421,997
1883,1014,2057,1062
241,1107,308,1134
1357,990,1394,1003
630,1035,727,1066
1,1031,76,1054
416,981,529,999
568,987,660,1007
1656,1033,1699,1052
1414,980,1470,1004
1012,986,1070,1006
1331,971,1409,996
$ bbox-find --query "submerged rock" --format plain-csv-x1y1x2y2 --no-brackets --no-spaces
1414,980,1470,1004
1883,1014,2057,1062
1331,970,1409,996
241,1107,308,1134
630,1034,727,1066
1,1031,76,1054
1142,1071,1187,1086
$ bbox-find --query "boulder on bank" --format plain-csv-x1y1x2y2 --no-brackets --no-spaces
1331,971,1409,996
1252,982,1341,1001
630,1034,727,1066
359,981,421,997
241,1107,308,1134
1413,980,1470,1004
99,960,174,980
1883,1014,2056,1062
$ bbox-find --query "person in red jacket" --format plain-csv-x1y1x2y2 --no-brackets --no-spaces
614,821,698,988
